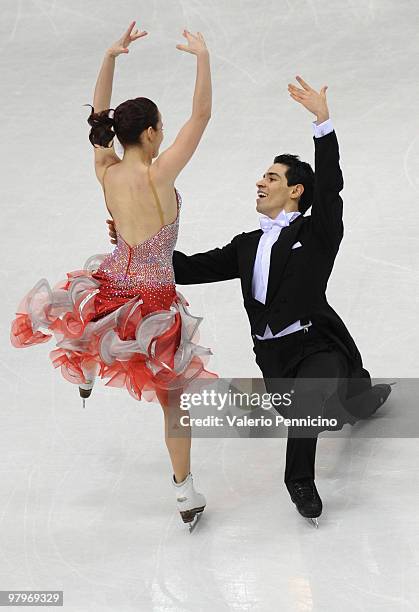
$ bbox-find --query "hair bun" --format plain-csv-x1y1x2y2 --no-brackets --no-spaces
84,104,116,148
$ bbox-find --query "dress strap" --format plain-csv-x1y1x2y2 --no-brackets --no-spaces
147,165,165,226
102,165,114,221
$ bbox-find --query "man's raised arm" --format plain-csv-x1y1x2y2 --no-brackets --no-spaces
311,119,344,250
288,76,344,251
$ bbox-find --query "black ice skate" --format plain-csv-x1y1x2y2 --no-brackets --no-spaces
287,478,322,528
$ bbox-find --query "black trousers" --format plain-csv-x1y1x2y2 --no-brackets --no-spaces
252,325,350,484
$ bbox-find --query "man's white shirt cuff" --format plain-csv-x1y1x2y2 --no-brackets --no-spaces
312,118,333,138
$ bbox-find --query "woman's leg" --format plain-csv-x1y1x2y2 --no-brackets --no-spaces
156,387,206,526
157,388,191,483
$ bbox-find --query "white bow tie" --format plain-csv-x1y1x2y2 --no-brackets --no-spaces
259,213,290,233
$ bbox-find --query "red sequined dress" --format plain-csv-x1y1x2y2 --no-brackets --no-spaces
10,166,217,402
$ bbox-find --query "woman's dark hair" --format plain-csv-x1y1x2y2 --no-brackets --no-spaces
85,97,159,148
273,153,315,214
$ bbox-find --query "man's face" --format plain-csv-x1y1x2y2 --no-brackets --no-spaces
255,163,303,217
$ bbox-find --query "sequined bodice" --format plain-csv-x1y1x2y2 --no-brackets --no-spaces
96,190,181,291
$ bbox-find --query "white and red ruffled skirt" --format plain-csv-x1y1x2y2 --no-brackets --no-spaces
10,255,217,403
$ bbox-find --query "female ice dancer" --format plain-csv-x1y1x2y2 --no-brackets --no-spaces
10,21,214,529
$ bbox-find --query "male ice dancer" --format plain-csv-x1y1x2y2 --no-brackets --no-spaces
106,76,391,525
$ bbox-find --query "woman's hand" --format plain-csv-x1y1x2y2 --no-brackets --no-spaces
106,219,117,245
107,20,148,58
176,30,208,56
288,76,329,123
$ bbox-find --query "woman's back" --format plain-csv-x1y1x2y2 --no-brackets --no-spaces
102,161,179,248
94,160,182,320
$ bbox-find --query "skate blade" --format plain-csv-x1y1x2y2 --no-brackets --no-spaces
306,517,319,528
188,512,203,533
180,506,205,533
79,384,94,409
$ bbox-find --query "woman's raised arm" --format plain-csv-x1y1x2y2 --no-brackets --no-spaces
94,20,147,113
154,31,212,182
88,21,148,173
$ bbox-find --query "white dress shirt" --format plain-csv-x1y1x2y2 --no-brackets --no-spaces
252,117,334,340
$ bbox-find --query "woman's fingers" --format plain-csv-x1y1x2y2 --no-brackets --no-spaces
131,30,148,41
183,29,203,42
177,31,193,52
177,29,206,53
124,20,137,38
123,21,148,43
184,29,198,38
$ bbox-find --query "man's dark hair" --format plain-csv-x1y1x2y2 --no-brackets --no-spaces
273,154,314,214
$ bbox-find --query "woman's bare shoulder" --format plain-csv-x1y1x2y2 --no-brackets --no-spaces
151,158,175,190
95,159,122,189
97,158,176,192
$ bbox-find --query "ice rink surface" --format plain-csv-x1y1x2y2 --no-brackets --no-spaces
1,0,419,610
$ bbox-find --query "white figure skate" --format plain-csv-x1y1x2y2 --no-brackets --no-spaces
78,362,99,408
79,379,95,408
172,472,206,533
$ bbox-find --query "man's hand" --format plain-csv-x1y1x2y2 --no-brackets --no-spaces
106,219,117,245
288,76,329,124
